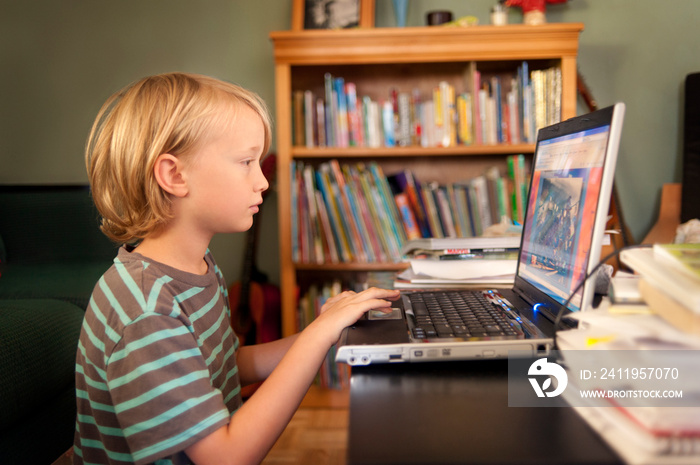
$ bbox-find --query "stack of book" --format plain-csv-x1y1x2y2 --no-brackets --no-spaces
556,246,700,464
556,306,700,464
620,244,700,334
396,236,521,288
291,158,529,265
292,62,562,150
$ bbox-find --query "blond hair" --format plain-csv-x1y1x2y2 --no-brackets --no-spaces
86,72,272,244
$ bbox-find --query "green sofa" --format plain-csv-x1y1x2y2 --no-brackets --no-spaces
0,185,117,464
0,185,118,308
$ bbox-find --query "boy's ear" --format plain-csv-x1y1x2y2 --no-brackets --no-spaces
153,153,188,197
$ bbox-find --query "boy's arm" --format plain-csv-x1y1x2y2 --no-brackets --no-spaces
184,287,400,465
235,335,299,386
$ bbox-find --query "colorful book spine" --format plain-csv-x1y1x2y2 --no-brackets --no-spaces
346,82,363,147
316,165,352,262
397,92,411,147
394,192,421,240
334,77,349,148
381,100,396,147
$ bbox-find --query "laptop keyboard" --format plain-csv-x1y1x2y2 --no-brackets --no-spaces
407,291,524,340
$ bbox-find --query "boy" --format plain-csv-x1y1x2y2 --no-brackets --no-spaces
74,72,400,464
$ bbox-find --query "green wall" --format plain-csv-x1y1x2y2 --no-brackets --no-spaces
2,0,699,286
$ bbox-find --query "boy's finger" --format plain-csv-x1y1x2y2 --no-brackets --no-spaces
358,287,401,300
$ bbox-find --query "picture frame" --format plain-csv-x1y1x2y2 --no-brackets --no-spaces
291,0,375,31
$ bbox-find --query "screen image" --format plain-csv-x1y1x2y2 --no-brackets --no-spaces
519,126,611,311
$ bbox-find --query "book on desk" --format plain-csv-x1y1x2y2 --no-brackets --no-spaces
554,244,700,464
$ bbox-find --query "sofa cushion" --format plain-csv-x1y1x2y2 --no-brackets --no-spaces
0,261,111,309
0,299,84,464
0,185,118,265
0,233,6,275
0,299,84,432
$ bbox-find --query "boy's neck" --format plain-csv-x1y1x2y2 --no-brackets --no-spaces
134,229,210,275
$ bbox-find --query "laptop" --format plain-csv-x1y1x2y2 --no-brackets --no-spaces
336,103,626,365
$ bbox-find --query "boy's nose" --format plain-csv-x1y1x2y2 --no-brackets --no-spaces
257,168,270,192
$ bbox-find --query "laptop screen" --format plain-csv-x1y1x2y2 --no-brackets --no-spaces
518,123,613,312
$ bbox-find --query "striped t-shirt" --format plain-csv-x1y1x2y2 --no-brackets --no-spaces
74,246,242,464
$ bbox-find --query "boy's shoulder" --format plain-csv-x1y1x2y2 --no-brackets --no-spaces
110,245,220,286
94,246,222,322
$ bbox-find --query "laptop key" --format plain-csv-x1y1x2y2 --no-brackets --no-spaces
434,323,454,334
483,325,503,332
412,301,429,315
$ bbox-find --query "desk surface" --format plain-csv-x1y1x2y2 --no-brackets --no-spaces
348,359,622,465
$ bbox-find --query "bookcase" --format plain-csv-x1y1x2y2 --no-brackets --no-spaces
270,24,583,343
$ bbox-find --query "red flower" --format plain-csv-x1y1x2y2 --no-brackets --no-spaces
505,0,567,14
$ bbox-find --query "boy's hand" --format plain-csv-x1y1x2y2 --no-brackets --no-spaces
310,287,401,346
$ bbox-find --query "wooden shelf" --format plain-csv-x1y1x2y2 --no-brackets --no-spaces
271,24,583,67
292,143,537,158
295,262,408,272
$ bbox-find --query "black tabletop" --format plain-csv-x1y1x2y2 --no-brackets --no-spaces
348,359,623,465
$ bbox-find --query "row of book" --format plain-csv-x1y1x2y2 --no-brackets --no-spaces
292,62,562,149
291,159,406,265
290,156,530,265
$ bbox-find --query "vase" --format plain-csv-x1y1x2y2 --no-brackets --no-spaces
392,0,408,27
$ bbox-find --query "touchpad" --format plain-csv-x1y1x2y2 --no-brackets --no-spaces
368,307,402,320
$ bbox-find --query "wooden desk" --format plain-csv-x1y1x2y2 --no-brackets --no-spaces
348,360,622,465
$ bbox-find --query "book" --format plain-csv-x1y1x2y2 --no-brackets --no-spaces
324,73,336,147
397,91,411,147
570,403,700,464
292,90,305,146
402,235,521,256
638,278,700,335
420,182,444,238
507,154,528,224
345,82,363,147
387,170,432,238
334,77,349,148
303,90,315,148
316,165,353,262
470,175,493,230
435,186,457,238
381,100,396,147
342,164,386,262
315,191,339,263
653,243,700,282
315,97,326,147
410,249,519,261
621,247,700,312
303,164,324,263
394,192,421,240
